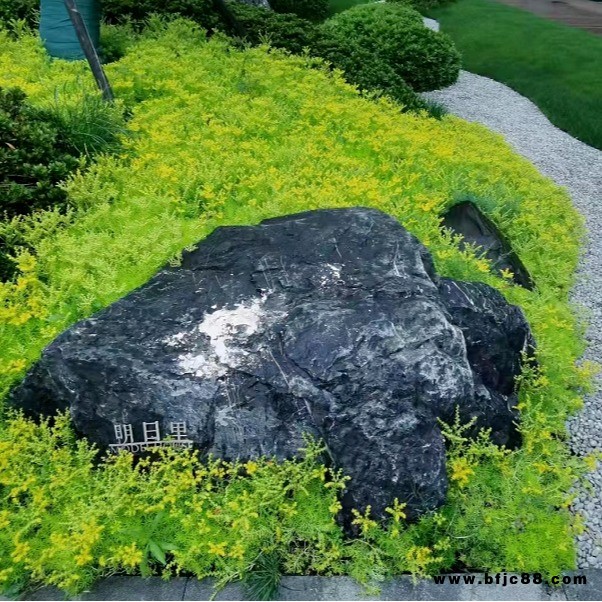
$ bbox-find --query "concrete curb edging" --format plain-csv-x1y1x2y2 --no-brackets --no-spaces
6,571,602,601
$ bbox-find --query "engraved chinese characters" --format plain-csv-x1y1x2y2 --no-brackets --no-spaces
109,421,193,453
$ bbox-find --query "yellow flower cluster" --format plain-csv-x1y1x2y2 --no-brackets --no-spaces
450,457,474,487
405,546,439,575
112,543,143,569
351,507,378,535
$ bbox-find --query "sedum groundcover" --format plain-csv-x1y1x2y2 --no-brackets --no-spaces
0,20,595,596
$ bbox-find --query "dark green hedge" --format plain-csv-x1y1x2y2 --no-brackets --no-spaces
269,0,328,22
315,3,461,94
0,88,82,279
0,88,81,220
102,0,220,29
0,0,38,27
226,1,317,53
388,0,458,14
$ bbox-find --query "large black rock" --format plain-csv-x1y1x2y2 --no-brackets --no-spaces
10,208,532,520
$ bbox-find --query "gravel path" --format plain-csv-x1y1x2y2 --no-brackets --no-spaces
422,69,602,568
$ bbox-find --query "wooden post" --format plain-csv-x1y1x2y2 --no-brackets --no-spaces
63,0,114,102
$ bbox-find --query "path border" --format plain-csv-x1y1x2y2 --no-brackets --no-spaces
4,571,601,601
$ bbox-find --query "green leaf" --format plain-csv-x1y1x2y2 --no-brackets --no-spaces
149,541,167,565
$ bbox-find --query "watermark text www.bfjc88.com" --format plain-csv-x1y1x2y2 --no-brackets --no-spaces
433,573,587,586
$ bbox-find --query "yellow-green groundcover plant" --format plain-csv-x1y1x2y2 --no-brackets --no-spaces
0,19,596,596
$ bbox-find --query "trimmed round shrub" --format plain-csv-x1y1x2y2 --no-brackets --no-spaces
315,3,461,93
226,1,317,54
268,0,328,22
318,42,427,111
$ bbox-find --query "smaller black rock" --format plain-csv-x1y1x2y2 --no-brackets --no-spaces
442,200,534,290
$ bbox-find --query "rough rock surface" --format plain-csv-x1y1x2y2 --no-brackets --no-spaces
10,208,531,519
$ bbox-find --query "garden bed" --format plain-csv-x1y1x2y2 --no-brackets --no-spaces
0,16,592,599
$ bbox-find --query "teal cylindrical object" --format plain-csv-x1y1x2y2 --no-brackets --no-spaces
39,0,101,60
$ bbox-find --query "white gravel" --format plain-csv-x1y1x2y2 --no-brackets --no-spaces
423,17,440,31
422,68,602,567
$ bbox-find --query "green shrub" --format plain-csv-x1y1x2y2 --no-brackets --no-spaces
0,0,37,28
315,3,460,93
331,48,428,111
100,21,139,62
388,0,457,14
0,86,125,281
225,1,317,53
225,3,436,112
100,0,317,55
269,0,328,22
0,88,82,279
98,0,453,114
101,0,220,30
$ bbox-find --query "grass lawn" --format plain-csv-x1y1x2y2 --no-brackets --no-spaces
430,0,602,149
